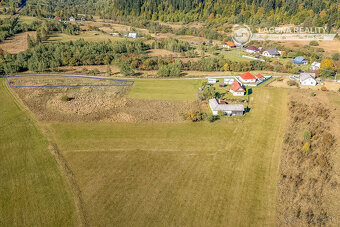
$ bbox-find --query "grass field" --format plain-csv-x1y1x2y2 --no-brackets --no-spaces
128,79,202,100
48,31,126,43
46,86,288,226
0,79,77,226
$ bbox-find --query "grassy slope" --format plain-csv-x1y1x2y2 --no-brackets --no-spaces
48,86,288,226
0,80,77,226
326,92,340,225
128,79,202,100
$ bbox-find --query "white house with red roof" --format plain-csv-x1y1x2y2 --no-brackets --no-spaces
230,80,246,96
254,73,265,82
239,72,257,83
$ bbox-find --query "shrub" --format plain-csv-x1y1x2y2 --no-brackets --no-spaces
301,142,310,153
287,80,298,87
310,91,316,97
205,114,219,122
120,62,135,76
321,86,328,91
309,41,319,46
183,110,204,122
332,53,339,61
303,130,312,140
61,95,73,102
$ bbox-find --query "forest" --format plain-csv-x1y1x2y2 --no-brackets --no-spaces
1,0,339,29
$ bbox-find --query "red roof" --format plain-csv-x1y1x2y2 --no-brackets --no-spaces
247,46,259,51
255,73,264,79
230,80,246,93
226,41,235,47
240,72,256,80
55,16,61,20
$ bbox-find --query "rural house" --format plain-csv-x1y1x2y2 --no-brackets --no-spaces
239,72,257,83
125,33,138,38
262,48,280,57
55,16,61,21
310,62,321,71
254,73,265,82
209,99,245,116
293,56,309,65
223,41,236,49
230,80,246,96
299,73,317,86
207,78,217,83
245,46,259,54
69,16,75,22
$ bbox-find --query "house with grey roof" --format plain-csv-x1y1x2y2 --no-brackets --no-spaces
209,99,245,116
262,48,280,58
299,73,317,86
310,62,321,71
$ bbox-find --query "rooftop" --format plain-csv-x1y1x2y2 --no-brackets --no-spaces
240,72,256,80
209,99,245,112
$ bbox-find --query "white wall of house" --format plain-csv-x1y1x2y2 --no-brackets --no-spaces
230,89,245,96
300,78,317,86
239,78,256,83
245,49,256,54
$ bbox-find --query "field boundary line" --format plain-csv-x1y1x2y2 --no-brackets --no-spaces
2,79,88,227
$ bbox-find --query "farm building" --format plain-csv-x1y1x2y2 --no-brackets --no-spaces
207,78,217,83
224,78,234,85
209,99,245,116
255,73,265,82
69,16,75,22
55,16,62,21
245,46,259,54
230,80,246,96
239,72,257,83
125,33,138,38
310,62,321,70
223,41,236,49
293,56,309,65
109,33,120,36
262,48,280,57
299,73,317,86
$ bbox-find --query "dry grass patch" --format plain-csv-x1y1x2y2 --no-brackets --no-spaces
0,31,36,53
277,89,339,226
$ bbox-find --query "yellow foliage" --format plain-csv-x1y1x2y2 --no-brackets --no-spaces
320,58,335,70
224,63,230,72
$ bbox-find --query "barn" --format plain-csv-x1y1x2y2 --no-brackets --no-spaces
209,99,245,116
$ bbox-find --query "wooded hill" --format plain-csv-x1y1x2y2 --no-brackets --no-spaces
3,0,339,29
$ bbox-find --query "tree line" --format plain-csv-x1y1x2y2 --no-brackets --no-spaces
12,0,339,30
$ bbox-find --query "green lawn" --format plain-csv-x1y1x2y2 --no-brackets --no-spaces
220,49,253,62
0,79,77,226
128,79,202,100
47,86,288,226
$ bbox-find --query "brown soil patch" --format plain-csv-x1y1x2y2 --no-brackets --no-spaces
277,89,339,225
11,77,201,122
0,31,36,53
146,49,180,57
